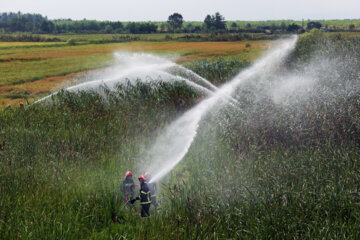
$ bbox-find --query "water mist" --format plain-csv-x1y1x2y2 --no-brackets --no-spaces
142,36,298,183
35,52,222,103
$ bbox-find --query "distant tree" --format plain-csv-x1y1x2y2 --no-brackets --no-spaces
287,23,301,32
193,26,202,32
204,15,213,29
40,20,55,33
203,12,226,32
307,21,322,30
126,22,138,33
110,21,123,30
280,22,287,32
167,13,183,31
0,12,47,33
349,24,355,31
0,12,128,34
270,23,277,32
104,25,113,33
185,23,194,33
229,22,238,33
159,23,168,32
139,22,157,33
126,22,157,34
214,12,226,30
256,25,270,31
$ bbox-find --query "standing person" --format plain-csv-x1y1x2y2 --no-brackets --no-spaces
122,171,135,203
145,172,159,208
138,175,152,217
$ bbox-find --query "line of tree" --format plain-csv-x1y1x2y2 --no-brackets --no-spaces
0,12,358,35
0,12,51,33
204,12,227,32
0,12,156,34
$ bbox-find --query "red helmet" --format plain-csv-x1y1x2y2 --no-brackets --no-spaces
125,171,132,177
138,175,146,182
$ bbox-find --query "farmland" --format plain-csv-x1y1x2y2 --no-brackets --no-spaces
0,39,269,106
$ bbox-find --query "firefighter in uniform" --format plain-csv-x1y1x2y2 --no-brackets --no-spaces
122,171,135,203
145,172,159,208
138,175,152,217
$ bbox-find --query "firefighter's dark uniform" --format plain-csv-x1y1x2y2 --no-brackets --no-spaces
122,178,135,202
139,182,152,217
148,182,159,208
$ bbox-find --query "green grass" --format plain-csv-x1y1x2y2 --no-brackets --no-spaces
42,33,188,42
0,40,270,106
0,54,114,86
225,19,360,27
1,86,358,239
0,32,280,43
184,56,250,84
0,32,360,239
0,43,250,88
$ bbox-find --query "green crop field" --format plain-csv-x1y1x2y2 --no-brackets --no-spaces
0,31,359,239
0,32,276,43
0,39,269,106
225,19,360,27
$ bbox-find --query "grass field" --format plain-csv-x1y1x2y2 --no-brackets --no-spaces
0,31,359,239
0,40,269,106
225,19,360,28
1,32,275,43
41,33,190,42
118,19,360,29
0,42,66,47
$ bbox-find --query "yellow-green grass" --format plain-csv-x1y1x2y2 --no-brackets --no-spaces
11,31,360,45
0,42,66,47
41,32,272,42
327,31,360,37
0,40,270,106
2,32,272,43
42,33,187,41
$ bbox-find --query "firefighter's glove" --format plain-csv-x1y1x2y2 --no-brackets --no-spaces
130,197,140,204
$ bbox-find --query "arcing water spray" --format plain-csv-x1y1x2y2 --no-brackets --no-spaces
35,52,225,104
144,36,298,183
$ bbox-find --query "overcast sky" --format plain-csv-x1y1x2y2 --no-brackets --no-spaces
2,0,360,21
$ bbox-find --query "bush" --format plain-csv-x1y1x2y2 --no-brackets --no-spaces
66,38,77,45
185,57,250,84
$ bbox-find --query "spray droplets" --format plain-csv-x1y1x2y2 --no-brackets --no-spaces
35,52,221,104
144,36,298,183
